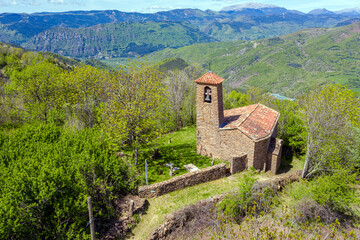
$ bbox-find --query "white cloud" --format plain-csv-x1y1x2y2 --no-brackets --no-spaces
0,0,40,6
0,0,16,6
48,0,64,4
141,4,181,13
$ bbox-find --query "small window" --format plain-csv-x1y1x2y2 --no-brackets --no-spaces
204,87,211,103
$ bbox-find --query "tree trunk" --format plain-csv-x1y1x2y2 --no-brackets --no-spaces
177,115,182,130
302,132,315,179
302,146,312,178
302,156,310,178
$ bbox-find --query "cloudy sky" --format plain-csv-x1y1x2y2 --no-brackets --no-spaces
0,0,359,14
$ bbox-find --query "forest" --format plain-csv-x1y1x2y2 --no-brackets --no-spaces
0,42,359,239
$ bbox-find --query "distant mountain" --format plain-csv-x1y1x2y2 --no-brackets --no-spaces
147,22,360,97
335,18,360,27
24,21,213,59
308,8,335,15
220,2,290,15
336,7,360,16
221,2,279,11
1,4,360,59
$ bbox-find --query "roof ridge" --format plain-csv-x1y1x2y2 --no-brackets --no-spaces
195,72,224,84
257,103,278,113
236,103,259,128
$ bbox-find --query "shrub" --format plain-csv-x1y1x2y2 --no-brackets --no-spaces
217,170,281,223
0,123,139,239
286,171,359,223
310,172,358,215
294,198,338,224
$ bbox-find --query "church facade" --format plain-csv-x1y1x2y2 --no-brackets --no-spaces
195,72,282,174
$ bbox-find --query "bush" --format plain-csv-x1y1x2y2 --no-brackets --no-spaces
310,172,358,215
217,171,279,222
0,123,139,239
287,172,359,223
294,198,338,224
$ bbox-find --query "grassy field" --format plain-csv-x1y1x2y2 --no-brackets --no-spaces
100,57,136,68
136,126,224,184
130,172,242,240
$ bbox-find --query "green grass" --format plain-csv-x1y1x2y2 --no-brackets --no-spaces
136,126,224,184
130,172,243,240
100,57,136,68
131,157,304,239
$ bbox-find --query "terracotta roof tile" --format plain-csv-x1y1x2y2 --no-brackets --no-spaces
222,104,258,128
195,72,224,85
221,103,279,140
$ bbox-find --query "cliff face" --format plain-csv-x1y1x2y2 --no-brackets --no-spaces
24,22,212,58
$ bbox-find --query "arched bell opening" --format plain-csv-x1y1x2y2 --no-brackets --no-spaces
204,87,211,103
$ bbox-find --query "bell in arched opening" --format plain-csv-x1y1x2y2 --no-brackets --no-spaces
204,87,211,103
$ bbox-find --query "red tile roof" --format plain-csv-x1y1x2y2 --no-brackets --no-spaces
222,103,279,140
195,72,224,85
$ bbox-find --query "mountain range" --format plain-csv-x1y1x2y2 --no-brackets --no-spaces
147,22,360,97
1,3,360,59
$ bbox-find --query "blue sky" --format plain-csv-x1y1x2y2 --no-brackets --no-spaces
0,0,359,14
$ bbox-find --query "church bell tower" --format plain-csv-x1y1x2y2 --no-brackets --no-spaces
195,72,224,157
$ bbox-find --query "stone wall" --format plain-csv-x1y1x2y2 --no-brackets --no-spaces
267,138,283,174
229,154,248,174
253,137,270,170
217,129,255,162
138,163,227,198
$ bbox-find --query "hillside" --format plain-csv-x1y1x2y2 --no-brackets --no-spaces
147,22,360,97
1,5,360,58
22,21,212,59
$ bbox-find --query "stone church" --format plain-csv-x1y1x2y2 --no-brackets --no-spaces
195,72,282,174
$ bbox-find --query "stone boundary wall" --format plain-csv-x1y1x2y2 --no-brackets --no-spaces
229,154,247,174
139,163,227,198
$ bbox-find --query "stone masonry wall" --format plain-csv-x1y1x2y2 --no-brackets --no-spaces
195,79,280,174
196,82,223,158
229,154,248,174
253,137,270,170
267,138,283,174
218,129,255,162
138,163,227,198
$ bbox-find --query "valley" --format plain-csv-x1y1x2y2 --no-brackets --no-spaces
148,22,360,97
1,4,360,59
1,2,360,240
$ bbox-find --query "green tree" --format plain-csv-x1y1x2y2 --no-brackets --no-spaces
261,98,306,153
300,84,360,178
5,59,63,121
164,65,202,130
223,89,251,110
59,65,108,129
101,60,165,164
